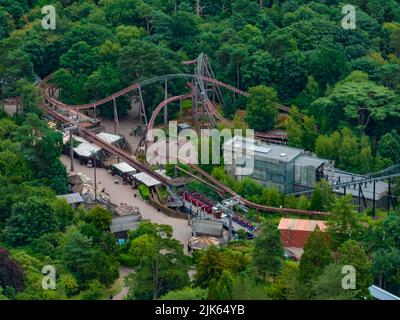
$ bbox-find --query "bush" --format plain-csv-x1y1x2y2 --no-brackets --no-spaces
81,280,104,300
138,184,150,201
61,274,79,298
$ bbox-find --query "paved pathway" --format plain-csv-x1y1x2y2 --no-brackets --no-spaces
60,155,192,250
112,266,134,300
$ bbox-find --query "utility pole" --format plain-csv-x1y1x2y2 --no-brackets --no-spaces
69,129,74,172
67,125,78,172
221,196,244,241
91,150,97,202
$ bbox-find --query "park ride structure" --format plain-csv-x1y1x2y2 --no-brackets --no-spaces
38,54,328,217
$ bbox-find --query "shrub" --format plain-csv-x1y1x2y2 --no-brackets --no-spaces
138,184,150,201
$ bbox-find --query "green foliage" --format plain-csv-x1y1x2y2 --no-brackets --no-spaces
298,228,333,286
61,274,79,298
138,184,150,201
5,197,59,246
61,227,119,287
310,180,334,211
310,264,359,300
245,85,278,132
315,128,375,174
194,246,227,288
80,280,104,300
338,240,373,298
160,287,208,300
125,222,189,300
252,220,284,280
86,206,112,231
327,195,364,249
208,270,234,300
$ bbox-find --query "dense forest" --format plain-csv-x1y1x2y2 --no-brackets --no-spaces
1,0,400,300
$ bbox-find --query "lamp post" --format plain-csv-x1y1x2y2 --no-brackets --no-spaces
67,125,79,172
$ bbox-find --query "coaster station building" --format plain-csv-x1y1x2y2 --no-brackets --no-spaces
223,136,389,210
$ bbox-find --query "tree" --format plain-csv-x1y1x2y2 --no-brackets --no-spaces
117,40,180,84
2,48,34,96
308,47,348,89
0,150,32,184
338,240,373,298
310,180,334,211
5,197,59,246
327,195,363,249
372,247,400,295
15,79,43,114
245,85,279,132
378,130,400,164
298,227,333,285
160,287,208,300
13,113,66,186
81,280,104,300
126,222,189,300
0,248,24,297
252,220,284,280
51,198,74,231
207,270,234,300
194,245,226,288
60,41,98,75
311,264,359,300
268,261,299,300
86,206,112,231
312,72,400,133
62,227,119,287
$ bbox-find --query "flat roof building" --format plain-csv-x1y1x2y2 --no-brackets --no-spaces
223,136,326,193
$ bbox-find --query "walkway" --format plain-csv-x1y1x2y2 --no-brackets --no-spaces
60,155,192,250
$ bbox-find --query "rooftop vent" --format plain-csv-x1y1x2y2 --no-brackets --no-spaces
280,153,287,157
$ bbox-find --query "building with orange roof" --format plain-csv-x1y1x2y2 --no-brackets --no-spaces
278,218,327,260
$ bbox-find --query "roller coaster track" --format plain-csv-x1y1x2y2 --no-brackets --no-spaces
187,164,328,217
39,99,174,187
39,57,327,216
291,165,400,196
40,71,287,142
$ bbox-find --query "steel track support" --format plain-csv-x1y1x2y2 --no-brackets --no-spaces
388,178,391,212
373,180,376,217
164,79,168,127
180,99,183,123
113,97,119,134
138,86,147,125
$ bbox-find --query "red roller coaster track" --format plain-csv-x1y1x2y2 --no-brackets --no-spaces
38,58,327,217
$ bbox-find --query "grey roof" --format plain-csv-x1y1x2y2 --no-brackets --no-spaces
73,139,101,157
369,285,400,300
110,216,141,233
112,162,137,174
295,155,325,168
132,172,161,187
56,193,84,204
224,136,302,162
192,219,224,237
97,132,121,144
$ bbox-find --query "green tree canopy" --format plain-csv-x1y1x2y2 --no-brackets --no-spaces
245,85,279,132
